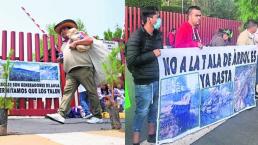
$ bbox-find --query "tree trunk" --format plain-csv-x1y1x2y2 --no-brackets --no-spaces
106,85,122,130
107,105,121,129
0,109,8,136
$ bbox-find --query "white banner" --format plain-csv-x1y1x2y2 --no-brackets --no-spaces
102,40,121,60
157,45,258,144
0,61,61,98
102,40,119,51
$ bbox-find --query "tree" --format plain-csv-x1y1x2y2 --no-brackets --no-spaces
0,51,14,136
46,19,87,37
75,19,87,33
161,0,192,13
104,26,122,41
194,0,237,19
103,27,124,129
160,0,237,19
125,0,162,9
102,47,124,129
104,29,113,41
235,0,258,22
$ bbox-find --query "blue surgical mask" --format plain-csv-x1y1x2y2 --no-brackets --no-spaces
154,18,162,30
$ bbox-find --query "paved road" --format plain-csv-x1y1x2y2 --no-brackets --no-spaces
8,117,125,135
192,102,258,145
1,117,125,145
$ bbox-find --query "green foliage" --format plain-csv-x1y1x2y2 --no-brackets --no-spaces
104,29,113,41
113,27,123,40
160,0,237,19
102,47,124,87
0,98,14,110
39,40,45,59
235,0,258,22
46,19,87,36
194,0,237,19
102,47,123,128
125,0,162,9
0,50,14,110
161,0,192,13
46,23,57,36
104,27,123,41
2,61,10,80
125,0,138,7
161,5,182,13
76,19,87,33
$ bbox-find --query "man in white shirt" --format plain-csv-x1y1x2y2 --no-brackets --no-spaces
237,20,257,45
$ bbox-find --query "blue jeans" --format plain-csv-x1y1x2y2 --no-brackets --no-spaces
79,91,91,115
133,81,159,132
100,98,106,112
256,60,258,84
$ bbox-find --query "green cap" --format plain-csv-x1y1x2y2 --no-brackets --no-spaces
223,29,233,38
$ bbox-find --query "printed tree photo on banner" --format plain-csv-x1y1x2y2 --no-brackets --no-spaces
200,83,234,127
9,62,40,82
156,45,257,144
0,61,61,98
233,65,256,112
158,73,200,141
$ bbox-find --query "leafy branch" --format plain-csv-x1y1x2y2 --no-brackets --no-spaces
0,50,14,110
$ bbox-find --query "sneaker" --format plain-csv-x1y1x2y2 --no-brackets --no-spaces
46,113,65,124
86,117,103,124
83,113,93,119
147,134,156,143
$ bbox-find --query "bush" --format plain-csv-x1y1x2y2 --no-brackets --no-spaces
0,50,14,110
161,5,183,13
104,27,123,41
125,0,162,9
0,98,14,110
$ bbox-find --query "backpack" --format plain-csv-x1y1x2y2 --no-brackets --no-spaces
88,38,110,85
67,106,83,118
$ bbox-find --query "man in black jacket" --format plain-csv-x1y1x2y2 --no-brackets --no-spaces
126,6,163,145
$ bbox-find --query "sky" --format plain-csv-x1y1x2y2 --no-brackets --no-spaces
0,0,124,37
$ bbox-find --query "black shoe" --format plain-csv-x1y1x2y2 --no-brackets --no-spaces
147,134,156,143
133,143,140,145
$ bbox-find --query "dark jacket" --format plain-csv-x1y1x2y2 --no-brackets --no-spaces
126,27,163,85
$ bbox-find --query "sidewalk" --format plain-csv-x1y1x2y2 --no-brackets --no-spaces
0,130,124,145
0,117,125,145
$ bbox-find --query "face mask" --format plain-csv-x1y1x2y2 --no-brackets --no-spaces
153,18,162,30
